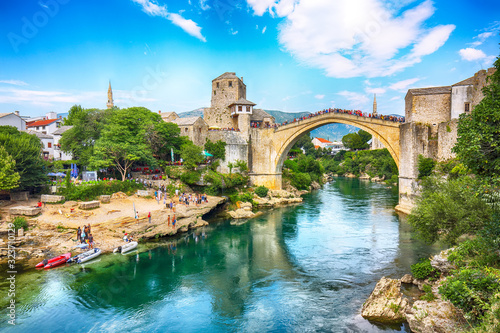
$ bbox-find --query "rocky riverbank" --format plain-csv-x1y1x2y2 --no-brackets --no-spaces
227,189,303,219
361,249,468,333
0,193,225,267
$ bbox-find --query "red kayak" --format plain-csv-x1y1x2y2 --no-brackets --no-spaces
35,253,71,269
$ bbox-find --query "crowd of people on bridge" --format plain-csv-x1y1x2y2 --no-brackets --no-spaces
251,108,405,129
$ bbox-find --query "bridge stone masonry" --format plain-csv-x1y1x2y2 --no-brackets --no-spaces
249,112,401,190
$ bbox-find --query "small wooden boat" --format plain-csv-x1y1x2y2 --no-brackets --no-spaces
44,253,71,269
77,248,101,264
113,241,138,254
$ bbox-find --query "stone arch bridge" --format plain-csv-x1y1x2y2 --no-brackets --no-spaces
249,112,401,189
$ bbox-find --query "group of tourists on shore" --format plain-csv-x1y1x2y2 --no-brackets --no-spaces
76,224,95,249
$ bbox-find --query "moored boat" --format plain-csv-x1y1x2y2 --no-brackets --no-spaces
36,253,69,268
113,241,138,254
44,253,71,269
77,248,101,264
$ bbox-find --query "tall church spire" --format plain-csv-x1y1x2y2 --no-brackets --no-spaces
372,94,377,116
107,81,114,109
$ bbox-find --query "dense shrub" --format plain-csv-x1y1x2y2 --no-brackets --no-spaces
60,180,144,201
417,155,436,179
255,186,269,198
411,258,439,280
180,170,201,185
12,216,28,231
439,268,500,322
289,172,311,190
239,192,254,203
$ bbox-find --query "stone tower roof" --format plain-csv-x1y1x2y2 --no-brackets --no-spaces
172,117,202,126
213,72,240,81
406,86,451,96
228,98,256,107
452,77,475,87
251,109,274,122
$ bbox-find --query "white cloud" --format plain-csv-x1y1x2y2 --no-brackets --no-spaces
199,0,210,11
247,0,297,17
315,94,325,99
471,31,494,47
0,80,28,86
262,26,267,34
131,0,206,42
255,0,454,78
337,91,369,109
230,28,239,35
459,48,487,61
390,96,401,101
366,87,386,94
389,78,420,91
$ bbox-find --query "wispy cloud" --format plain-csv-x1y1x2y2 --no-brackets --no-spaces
131,0,206,42
366,87,386,94
262,26,267,34
249,0,455,78
337,91,369,109
389,78,420,91
315,94,325,99
0,80,28,86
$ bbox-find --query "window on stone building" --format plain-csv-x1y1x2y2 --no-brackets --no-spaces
216,82,219,88
48,142,52,148
229,81,233,87
185,128,188,132
238,106,242,112
465,102,470,112
199,128,201,133
213,90,216,95
246,106,250,112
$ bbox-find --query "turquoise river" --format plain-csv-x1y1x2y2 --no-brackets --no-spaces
0,178,442,332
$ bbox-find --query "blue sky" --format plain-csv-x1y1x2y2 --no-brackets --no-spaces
0,0,499,117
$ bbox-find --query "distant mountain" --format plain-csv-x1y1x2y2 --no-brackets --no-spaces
177,108,205,118
177,108,358,141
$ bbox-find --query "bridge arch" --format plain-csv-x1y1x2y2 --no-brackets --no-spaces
249,112,401,190
275,117,400,175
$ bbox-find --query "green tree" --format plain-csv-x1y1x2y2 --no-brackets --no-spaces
205,139,226,161
60,105,112,166
453,56,500,179
408,176,492,245
292,133,315,156
144,121,187,162
180,142,204,170
342,130,371,150
235,160,248,174
0,145,20,190
89,107,157,181
417,155,436,179
0,128,47,191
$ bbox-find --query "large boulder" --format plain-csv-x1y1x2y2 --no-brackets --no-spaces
228,208,256,219
405,300,467,333
430,249,456,275
361,277,408,323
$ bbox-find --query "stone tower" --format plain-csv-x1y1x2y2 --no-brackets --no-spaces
204,72,247,129
372,94,377,116
107,81,114,109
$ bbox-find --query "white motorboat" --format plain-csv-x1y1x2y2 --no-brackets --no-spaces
113,241,138,254
76,248,101,264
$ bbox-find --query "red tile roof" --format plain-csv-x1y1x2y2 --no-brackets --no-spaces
315,137,332,143
26,119,59,127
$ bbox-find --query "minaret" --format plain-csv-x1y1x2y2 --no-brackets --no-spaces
372,94,377,116
107,81,114,109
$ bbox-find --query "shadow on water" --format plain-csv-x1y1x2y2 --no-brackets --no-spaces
0,178,443,332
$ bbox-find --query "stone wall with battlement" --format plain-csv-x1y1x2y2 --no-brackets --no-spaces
405,92,451,126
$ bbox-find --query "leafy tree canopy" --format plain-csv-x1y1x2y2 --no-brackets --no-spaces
0,145,20,191
180,142,204,170
342,129,371,150
0,127,47,191
205,139,226,161
453,56,500,180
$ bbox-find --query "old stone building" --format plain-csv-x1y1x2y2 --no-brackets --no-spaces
172,116,208,147
397,67,496,213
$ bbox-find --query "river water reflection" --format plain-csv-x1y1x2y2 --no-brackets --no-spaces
0,178,441,332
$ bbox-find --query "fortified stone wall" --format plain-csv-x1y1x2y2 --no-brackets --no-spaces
437,120,458,161
207,131,248,174
471,68,496,107
406,93,451,125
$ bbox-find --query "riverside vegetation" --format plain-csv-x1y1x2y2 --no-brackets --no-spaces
402,55,500,332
